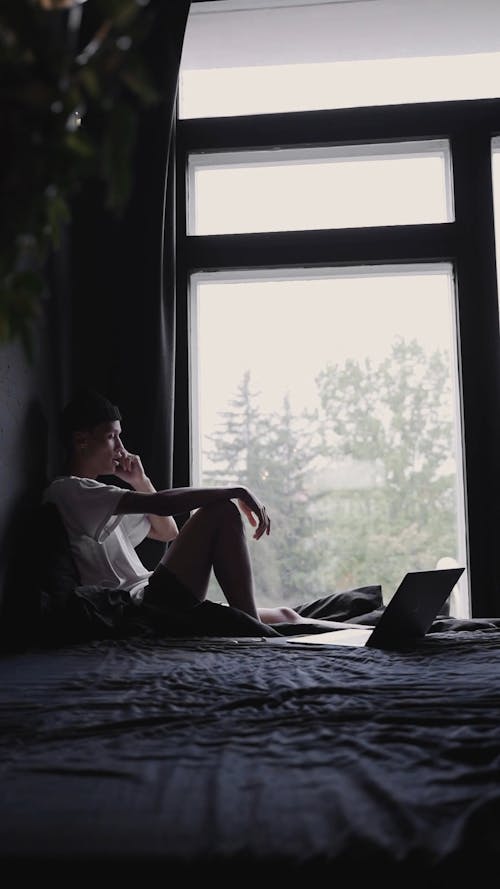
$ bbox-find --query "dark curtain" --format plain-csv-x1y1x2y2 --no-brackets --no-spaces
70,1,191,496
1,1,192,638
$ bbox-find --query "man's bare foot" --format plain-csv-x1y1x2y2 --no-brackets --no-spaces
258,607,303,625
258,608,374,630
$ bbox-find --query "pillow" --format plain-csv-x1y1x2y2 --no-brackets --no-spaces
38,501,81,606
293,584,383,623
0,501,81,652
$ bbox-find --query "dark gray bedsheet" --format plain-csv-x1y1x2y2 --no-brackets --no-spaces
1,624,500,881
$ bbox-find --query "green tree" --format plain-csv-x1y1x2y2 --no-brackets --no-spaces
202,370,267,490
256,394,327,602
199,341,459,607
202,373,323,605
202,371,277,602
313,338,458,599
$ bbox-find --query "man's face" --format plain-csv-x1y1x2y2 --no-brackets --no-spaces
75,420,124,476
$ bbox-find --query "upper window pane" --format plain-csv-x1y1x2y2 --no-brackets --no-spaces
180,0,500,118
188,141,453,235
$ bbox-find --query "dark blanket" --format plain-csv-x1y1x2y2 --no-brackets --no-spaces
2,505,500,882
1,618,500,882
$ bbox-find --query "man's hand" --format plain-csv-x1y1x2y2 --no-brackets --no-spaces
237,488,271,540
114,449,149,491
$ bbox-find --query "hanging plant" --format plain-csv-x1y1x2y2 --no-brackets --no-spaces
0,0,163,357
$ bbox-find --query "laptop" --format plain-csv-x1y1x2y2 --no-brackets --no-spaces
286,567,465,651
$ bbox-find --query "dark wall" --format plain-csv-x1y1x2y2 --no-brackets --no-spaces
0,295,63,615
0,1,189,618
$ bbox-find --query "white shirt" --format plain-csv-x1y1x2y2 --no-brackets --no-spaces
43,476,152,602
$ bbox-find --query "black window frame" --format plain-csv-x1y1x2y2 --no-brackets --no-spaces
175,97,500,617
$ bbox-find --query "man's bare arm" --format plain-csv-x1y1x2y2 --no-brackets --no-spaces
112,450,178,542
115,486,271,540
132,477,179,542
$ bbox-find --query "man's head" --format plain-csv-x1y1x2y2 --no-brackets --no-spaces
61,389,124,476
61,389,121,444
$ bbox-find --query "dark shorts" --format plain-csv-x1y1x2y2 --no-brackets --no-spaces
144,564,202,611
138,565,281,639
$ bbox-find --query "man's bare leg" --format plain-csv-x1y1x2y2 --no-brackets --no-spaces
152,500,260,620
148,503,365,630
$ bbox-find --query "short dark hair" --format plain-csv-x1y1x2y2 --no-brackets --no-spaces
61,389,122,448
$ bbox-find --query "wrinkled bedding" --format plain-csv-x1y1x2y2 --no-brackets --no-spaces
1,617,500,881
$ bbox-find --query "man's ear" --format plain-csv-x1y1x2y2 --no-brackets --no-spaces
73,429,89,450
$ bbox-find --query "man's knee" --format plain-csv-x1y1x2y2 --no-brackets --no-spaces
201,499,243,528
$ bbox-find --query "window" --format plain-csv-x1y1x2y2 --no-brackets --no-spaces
188,141,453,234
175,0,500,618
190,265,468,612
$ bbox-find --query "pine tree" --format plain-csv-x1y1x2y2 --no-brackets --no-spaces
202,374,323,605
202,370,266,489
257,394,327,601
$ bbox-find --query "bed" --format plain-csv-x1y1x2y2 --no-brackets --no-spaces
1,579,500,883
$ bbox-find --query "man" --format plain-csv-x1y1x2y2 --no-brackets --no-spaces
44,389,368,637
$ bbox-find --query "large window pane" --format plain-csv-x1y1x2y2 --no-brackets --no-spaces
180,54,500,120
188,142,453,235
190,265,469,617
